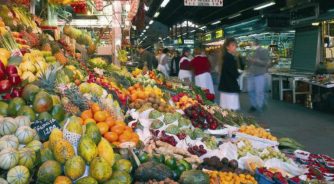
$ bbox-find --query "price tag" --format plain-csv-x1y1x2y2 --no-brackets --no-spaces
31,119,60,142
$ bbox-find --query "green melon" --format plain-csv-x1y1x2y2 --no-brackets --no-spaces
64,156,85,180
78,135,97,164
51,105,65,122
33,91,53,113
40,148,55,163
38,112,52,121
17,106,36,122
0,101,8,116
22,84,40,104
8,97,26,116
85,122,101,145
37,160,62,183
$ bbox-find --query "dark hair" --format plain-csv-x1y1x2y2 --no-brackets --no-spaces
182,47,190,55
223,37,237,53
162,48,169,54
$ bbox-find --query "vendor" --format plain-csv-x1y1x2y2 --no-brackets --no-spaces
178,47,193,82
137,46,156,70
191,48,215,94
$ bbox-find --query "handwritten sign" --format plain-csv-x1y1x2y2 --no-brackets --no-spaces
184,0,223,7
31,119,60,142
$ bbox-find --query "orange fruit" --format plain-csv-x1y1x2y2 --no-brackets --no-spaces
112,141,120,147
128,86,134,92
105,116,115,128
119,133,131,143
111,124,125,135
124,126,133,132
97,122,109,135
134,83,141,89
104,132,118,142
84,118,96,125
131,94,138,101
81,109,93,120
91,103,101,113
94,111,107,122
115,121,126,126
130,137,139,144
102,110,111,118
137,92,146,100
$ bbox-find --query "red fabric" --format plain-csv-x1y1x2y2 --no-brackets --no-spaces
179,57,191,70
191,56,211,76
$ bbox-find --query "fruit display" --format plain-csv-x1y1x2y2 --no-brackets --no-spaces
239,124,277,141
0,3,331,184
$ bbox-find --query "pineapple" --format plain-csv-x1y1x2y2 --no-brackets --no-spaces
36,63,63,94
42,42,52,52
62,97,81,115
63,85,89,111
51,42,68,64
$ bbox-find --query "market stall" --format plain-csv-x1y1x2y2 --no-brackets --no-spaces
0,2,333,184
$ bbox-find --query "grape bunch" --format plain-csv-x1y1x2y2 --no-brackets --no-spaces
184,105,219,130
187,145,207,157
150,130,177,146
237,139,258,157
261,147,288,162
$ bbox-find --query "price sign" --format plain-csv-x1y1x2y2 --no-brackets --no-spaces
31,119,60,142
184,0,223,7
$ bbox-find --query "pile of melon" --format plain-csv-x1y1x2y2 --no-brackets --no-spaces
0,115,42,184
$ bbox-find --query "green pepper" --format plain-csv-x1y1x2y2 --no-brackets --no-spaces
178,160,192,170
165,157,177,170
138,152,149,163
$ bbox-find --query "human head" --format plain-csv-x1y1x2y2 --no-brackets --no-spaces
137,45,145,54
193,48,201,56
182,47,190,57
162,48,169,54
223,37,237,54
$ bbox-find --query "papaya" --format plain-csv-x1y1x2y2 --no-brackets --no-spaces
51,105,65,122
38,112,52,121
54,176,72,184
0,101,8,116
98,138,115,166
17,106,36,122
22,84,40,104
33,91,53,113
37,160,62,183
64,156,85,180
85,122,101,145
52,139,75,164
66,116,83,135
76,176,98,184
8,97,26,116
89,157,112,183
78,135,98,164
49,128,63,150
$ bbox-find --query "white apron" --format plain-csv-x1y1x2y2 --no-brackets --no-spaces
220,92,240,110
195,72,215,94
178,57,192,82
157,54,169,76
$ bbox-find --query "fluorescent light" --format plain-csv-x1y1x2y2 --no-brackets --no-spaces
161,0,170,8
228,13,241,19
144,4,149,11
177,35,181,37
149,20,154,25
154,12,160,18
143,30,146,33
145,25,149,29
183,33,187,35
211,20,221,25
254,1,276,10
190,30,196,33
312,22,319,26
289,30,295,33
199,26,206,30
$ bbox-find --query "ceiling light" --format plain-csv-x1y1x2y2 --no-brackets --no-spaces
312,22,319,26
228,13,241,19
149,20,154,25
177,35,181,37
144,4,149,11
183,33,187,35
143,30,146,33
161,0,170,8
190,30,196,33
211,20,221,25
199,26,206,30
146,25,149,29
154,12,160,18
254,1,276,10
289,30,295,33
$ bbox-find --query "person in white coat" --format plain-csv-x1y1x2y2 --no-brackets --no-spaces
178,47,193,82
157,48,170,76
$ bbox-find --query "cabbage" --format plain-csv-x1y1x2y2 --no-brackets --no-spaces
178,117,191,127
163,113,178,124
151,120,164,129
149,110,162,119
165,125,179,135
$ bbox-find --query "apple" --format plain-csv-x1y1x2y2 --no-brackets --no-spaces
6,65,18,76
8,74,21,86
0,80,12,93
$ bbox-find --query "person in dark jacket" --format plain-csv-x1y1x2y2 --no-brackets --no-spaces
218,37,241,110
137,45,157,70
170,50,181,76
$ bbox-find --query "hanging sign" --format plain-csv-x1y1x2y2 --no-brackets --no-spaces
184,39,194,44
203,33,212,42
31,119,60,142
184,0,223,7
215,29,224,39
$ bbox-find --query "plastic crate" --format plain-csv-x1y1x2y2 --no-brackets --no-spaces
255,169,275,184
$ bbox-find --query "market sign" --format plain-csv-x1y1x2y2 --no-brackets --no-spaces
184,39,194,44
215,29,224,39
31,119,60,142
177,37,183,45
203,33,212,42
184,0,223,7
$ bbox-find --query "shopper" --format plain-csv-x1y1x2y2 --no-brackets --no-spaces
178,47,193,82
137,45,156,70
157,48,170,76
218,38,241,111
191,48,215,94
170,50,181,76
247,38,270,112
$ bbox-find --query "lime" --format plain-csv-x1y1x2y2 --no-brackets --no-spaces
138,152,149,163
179,159,192,170
172,169,181,180
165,157,177,170
176,163,186,173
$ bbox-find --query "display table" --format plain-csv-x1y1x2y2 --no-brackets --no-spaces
271,72,312,104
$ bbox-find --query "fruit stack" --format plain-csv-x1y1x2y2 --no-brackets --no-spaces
184,104,220,130
239,125,277,141
0,62,22,100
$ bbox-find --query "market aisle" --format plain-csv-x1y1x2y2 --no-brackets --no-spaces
238,93,334,157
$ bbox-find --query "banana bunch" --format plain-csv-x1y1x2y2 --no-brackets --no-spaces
279,137,303,150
